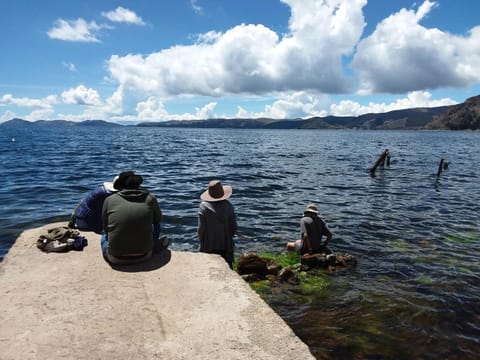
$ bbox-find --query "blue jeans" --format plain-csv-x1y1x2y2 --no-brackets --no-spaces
101,223,161,260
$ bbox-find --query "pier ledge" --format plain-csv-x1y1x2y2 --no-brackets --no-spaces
0,223,314,360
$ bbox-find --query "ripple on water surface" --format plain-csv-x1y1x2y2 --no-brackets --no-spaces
0,127,479,358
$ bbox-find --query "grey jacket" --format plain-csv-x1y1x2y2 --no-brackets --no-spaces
198,200,237,253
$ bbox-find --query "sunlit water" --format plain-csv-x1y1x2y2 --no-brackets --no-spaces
1,126,479,359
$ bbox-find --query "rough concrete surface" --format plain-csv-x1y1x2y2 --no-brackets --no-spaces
0,223,314,360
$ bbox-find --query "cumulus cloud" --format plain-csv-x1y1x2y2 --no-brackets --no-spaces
352,0,480,94
22,0,479,122
106,0,367,102
101,7,145,25
24,108,55,121
61,85,103,106
232,90,457,119
1,94,57,108
54,87,124,122
136,97,169,120
0,107,54,122
135,96,217,121
330,91,457,116
47,18,108,42
236,92,330,119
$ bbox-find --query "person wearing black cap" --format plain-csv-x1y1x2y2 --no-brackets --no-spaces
101,171,164,265
198,180,237,269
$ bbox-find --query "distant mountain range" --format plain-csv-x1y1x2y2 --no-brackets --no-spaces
2,95,479,130
138,106,451,130
0,119,120,128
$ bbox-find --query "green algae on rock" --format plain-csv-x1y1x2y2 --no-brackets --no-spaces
235,251,354,296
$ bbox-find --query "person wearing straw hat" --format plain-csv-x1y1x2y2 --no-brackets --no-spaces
69,174,121,234
198,180,237,269
287,203,332,255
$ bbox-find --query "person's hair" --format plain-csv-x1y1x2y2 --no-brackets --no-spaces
123,174,143,189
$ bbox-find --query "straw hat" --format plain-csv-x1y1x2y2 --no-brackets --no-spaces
200,180,232,202
304,203,319,214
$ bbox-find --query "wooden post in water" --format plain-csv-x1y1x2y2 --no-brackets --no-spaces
370,148,389,175
436,158,444,178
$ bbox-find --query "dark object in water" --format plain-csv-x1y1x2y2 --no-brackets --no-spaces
437,158,445,177
301,252,357,271
370,149,389,175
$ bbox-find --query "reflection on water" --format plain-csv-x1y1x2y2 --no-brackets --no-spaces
1,126,479,358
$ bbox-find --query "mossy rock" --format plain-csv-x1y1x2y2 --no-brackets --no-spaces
249,280,270,293
236,251,330,296
255,251,300,268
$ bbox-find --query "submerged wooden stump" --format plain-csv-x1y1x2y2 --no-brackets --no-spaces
370,148,390,175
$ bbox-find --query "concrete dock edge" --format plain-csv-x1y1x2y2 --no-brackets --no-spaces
0,223,314,360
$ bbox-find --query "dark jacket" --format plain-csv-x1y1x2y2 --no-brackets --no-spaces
300,214,332,254
198,200,237,254
75,185,113,234
102,188,162,257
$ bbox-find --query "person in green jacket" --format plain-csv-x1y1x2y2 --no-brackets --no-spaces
101,171,164,265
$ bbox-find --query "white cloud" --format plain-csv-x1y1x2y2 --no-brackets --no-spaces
61,85,103,106
101,7,145,25
235,92,330,119
24,108,55,121
352,0,480,94
1,94,57,108
232,91,457,119
190,0,204,15
47,18,108,42
135,96,217,121
13,0,478,123
330,91,457,116
136,97,169,120
0,110,16,122
106,0,368,104
55,87,124,121
3,108,55,122
62,62,77,72
195,31,222,44
195,102,217,119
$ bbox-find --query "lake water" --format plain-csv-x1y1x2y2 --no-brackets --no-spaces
1,125,479,359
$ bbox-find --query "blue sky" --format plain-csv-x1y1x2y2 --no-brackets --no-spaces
1,0,480,123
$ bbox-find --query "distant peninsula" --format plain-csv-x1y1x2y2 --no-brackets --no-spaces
2,95,479,130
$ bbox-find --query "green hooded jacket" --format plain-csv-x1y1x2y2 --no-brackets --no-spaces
102,188,162,257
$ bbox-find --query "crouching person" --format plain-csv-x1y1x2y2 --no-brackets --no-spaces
287,203,332,255
101,171,164,265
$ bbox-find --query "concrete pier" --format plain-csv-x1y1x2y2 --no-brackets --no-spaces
0,223,314,360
